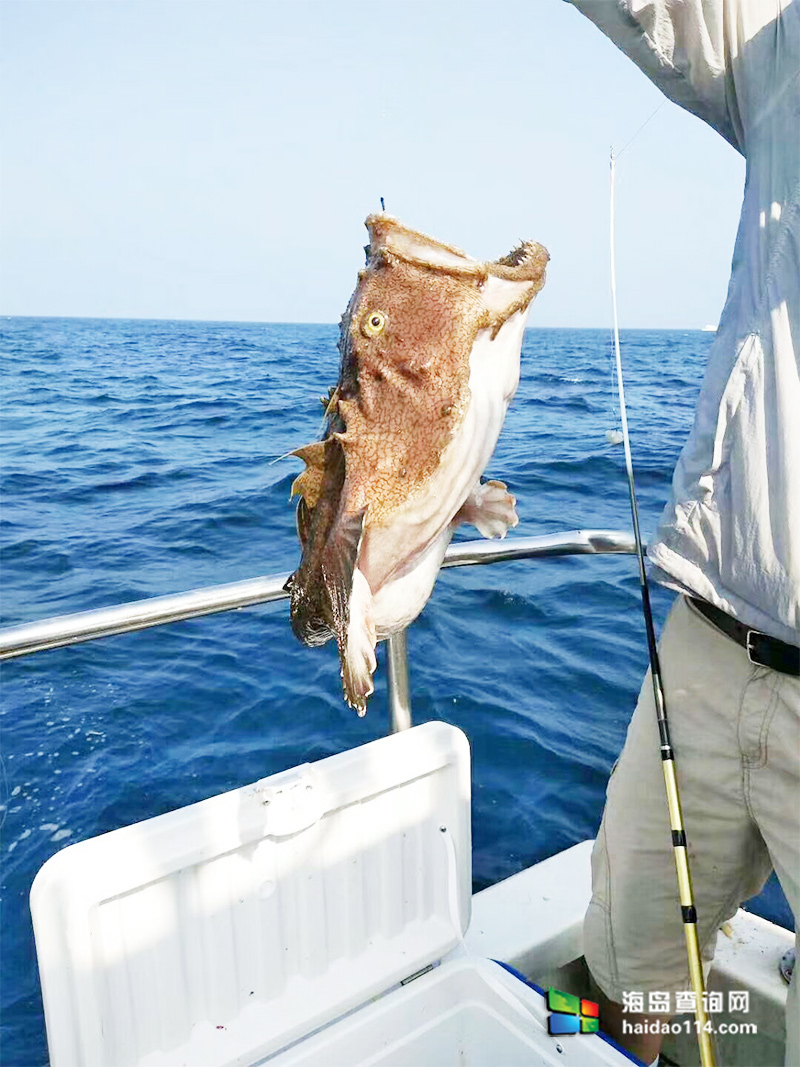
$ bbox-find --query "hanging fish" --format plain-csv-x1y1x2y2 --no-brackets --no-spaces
285,214,548,713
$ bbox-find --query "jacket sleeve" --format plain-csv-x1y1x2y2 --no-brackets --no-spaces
565,0,757,153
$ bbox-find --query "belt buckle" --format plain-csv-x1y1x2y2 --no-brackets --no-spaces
746,630,768,668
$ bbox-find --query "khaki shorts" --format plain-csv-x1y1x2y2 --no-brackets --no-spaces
584,595,799,1060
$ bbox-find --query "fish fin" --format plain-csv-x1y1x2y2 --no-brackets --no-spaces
291,440,327,465
289,440,328,508
270,447,307,467
454,480,519,539
323,507,367,641
290,505,365,654
296,495,313,549
323,386,340,419
340,568,377,715
322,508,376,712
290,467,324,508
273,436,331,470
288,440,352,650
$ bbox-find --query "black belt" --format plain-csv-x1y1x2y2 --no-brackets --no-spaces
688,597,799,677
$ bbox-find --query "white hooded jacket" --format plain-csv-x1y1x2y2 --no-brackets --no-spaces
570,0,800,646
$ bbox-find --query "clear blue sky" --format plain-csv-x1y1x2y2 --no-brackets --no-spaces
1,0,745,327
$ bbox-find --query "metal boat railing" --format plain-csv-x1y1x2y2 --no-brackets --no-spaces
0,529,636,732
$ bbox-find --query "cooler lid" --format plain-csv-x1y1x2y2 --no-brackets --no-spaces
31,721,472,1067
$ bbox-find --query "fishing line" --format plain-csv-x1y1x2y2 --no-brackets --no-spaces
614,100,666,160
609,150,716,1067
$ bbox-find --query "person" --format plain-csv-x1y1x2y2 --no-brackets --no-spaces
565,2,800,1065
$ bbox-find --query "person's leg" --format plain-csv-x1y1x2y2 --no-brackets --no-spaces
584,596,774,1062
743,668,800,1067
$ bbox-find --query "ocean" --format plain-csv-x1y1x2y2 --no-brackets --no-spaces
0,318,792,1065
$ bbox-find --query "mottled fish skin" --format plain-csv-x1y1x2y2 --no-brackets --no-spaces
286,215,548,713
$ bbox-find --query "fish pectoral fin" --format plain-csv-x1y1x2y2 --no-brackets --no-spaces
454,479,519,539
340,568,377,716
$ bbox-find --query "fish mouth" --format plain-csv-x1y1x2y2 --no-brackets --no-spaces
365,214,485,277
364,213,549,289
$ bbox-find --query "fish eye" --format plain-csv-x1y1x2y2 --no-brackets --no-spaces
362,310,387,336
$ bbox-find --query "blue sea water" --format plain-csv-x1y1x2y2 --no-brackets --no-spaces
0,317,792,1065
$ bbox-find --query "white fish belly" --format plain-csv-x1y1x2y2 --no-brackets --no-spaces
369,529,452,638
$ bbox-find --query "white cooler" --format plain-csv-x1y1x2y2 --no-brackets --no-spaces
31,721,636,1066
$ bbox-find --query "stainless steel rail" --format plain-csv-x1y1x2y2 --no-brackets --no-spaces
440,528,635,567
386,630,412,733
0,530,635,662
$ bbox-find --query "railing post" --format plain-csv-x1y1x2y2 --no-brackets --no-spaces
386,630,412,732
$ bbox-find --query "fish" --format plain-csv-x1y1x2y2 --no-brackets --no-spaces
285,214,548,713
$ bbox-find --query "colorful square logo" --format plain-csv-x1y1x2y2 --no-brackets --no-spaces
547,987,600,1035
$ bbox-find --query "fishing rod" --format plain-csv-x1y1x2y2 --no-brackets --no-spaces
608,150,716,1067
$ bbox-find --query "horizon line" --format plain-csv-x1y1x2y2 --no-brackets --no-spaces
0,313,717,332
